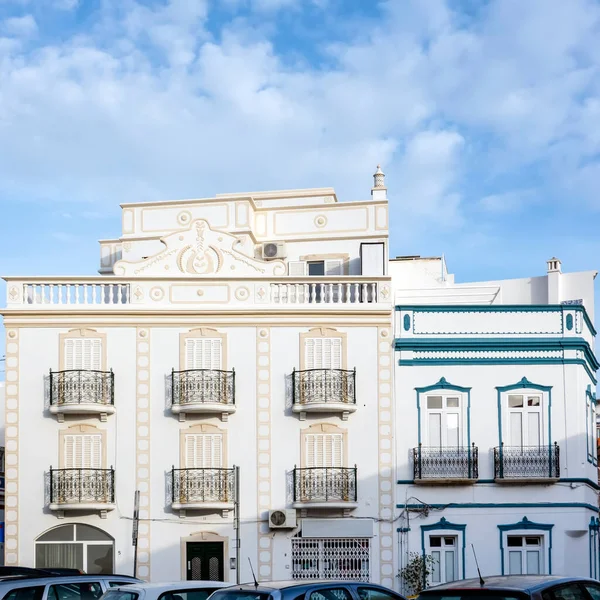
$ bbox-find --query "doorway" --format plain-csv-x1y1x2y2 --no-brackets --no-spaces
186,541,224,581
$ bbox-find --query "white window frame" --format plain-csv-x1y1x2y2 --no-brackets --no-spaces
588,395,597,464
426,533,459,585
502,531,546,575
422,392,466,447
503,391,546,448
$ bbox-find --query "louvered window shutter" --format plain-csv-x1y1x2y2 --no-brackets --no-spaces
305,337,342,369
185,434,223,468
288,261,308,276
324,259,343,275
64,434,102,468
185,339,223,370
64,338,102,370
324,434,343,467
306,434,343,468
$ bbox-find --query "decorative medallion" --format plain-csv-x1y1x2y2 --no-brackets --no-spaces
197,289,204,297
314,215,327,228
380,285,390,299
235,286,250,301
403,314,411,331
566,314,574,331
259,329,268,338
149,287,164,302
257,287,266,299
177,211,192,226
7,331,16,339
8,287,18,302
138,330,148,338
133,286,144,301
380,330,389,338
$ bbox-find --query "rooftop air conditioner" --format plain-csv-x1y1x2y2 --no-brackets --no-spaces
269,509,297,529
261,242,287,260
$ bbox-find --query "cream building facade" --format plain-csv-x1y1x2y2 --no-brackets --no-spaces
1,172,395,585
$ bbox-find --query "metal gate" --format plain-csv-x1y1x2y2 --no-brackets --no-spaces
291,538,370,581
186,542,224,581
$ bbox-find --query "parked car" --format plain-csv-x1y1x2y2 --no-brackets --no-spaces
417,575,600,600
0,574,141,600
207,581,407,600
101,581,232,600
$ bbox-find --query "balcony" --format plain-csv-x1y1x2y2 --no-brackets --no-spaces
49,468,115,516
413,445,478,484
494,443,560,483
171,369,235,422
49,370,115,422
292,467,358,513
292,369,357,420
171,468,235,516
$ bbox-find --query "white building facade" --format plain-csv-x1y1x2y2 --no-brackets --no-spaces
393,256,599,588
1,177,395,585
1,170,598,587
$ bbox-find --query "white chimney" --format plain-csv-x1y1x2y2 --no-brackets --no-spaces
371,164,387,201
547,257,562,304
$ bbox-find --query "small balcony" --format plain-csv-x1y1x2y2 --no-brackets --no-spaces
292,467,358,512
171,468,235,516
494,443,560,483
292,368,357,420
171,369,235,422
49,370,114,422
49,468,115,516
413,445,479,484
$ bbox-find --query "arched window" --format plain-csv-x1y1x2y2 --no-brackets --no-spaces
35,524,114,574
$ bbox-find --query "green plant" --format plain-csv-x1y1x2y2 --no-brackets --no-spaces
399,552,437,595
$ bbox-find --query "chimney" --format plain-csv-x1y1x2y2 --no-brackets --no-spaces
371,164,387,201
547,257,562,304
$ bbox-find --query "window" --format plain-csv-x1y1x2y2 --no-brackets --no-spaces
64,338,102,371
48,583,103,600
305,338,342,370
583,584,600,600
35,524,114,574
101,593,139,600
158,590,222,600
507,394,543,447
208,592,270,600
108,584,135,589
547,584,588,600
425,395,462,447
588,396,597,463
309,589,352,600
288,260,344,276
427,535,458,584
185,338,222,370
506,535,543,575
64,434,102,469
185,433,223,469
305,433,343,468
357,587,403,600
3,588,45,600
291,538,370,581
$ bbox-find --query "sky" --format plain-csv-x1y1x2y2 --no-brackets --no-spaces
1,0,600,369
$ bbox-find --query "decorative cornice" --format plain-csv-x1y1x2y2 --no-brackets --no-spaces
421,517,466,532
498,516,554,532
496,377,552,393
415,377,471,394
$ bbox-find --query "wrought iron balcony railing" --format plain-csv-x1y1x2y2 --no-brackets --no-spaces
49,369,114,406
49,468,115,505
293,467,358,503
413,445,478,481
494,443,560,480
171,468,235,505
171,369,235,407
292,369,356,407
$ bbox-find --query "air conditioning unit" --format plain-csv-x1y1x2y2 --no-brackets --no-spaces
269,509,297,529
261,242,287,260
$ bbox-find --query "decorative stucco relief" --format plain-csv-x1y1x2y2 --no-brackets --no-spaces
113,219,286,277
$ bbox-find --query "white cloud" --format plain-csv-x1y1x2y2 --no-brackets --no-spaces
479,190,538,213
1,14,37,36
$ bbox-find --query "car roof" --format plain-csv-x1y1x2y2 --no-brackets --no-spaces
220,581,387,592
422,576,596,593
112,582,232,592
0,575,138,589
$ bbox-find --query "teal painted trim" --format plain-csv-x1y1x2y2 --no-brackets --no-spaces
496,378,553,473
589,517,600,579
498,517,554,575
415,378,472,450
586,387,598,466
421,518,467,580
566,314,574,331
397,477,600,490
394,304,597,337
398,358,597,386
394,337,600,372
399,502,600,513
403,314,411,331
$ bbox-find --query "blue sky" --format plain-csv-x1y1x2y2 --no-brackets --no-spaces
1,0,600,370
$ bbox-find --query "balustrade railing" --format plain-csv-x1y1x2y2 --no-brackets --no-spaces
49,370,114,406
49,468,115,504
292,369,356,406
494,443,560,479
413,445,478,481
293,467,357,503
271,281,378,304
171,468,235,504
171,369,235,406
23,283,130,305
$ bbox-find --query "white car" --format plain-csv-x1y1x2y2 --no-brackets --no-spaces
102,581,232,600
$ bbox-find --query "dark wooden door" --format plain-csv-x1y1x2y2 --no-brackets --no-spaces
186,542,224,581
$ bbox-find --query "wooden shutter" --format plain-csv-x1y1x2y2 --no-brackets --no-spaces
305,433,343,467
184,434,223,468
64,434,102,468
185,338,222,370
325,259,343,275
304,337,342,369
64,338,102,370
288,261,308,276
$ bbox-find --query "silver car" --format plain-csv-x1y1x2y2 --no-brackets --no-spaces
101,581,232,600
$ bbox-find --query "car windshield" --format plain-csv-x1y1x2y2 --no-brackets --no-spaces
208,591,271,600
418,592,528,600
100,591,140,600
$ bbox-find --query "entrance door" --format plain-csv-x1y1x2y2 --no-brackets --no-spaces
186,542,224,581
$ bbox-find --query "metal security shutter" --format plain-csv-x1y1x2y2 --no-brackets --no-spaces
184,434,223,468
305,434,343,468
64,434,102,469
64,338,102,370
305,338,342,369
185,339,222,370
324,260,343,275
288,261,308,276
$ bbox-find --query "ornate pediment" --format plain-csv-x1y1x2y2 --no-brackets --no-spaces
113,219,286,277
